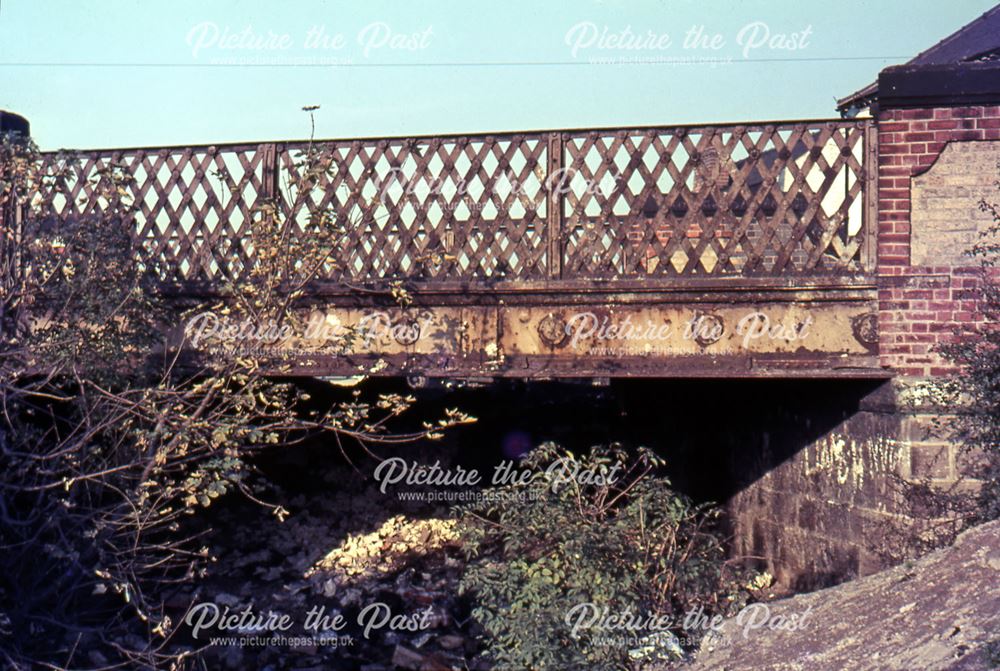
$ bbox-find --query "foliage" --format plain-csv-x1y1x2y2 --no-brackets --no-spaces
0,112,471,670
457,442,749,671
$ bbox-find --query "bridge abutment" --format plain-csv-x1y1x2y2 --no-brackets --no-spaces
726,378,969,590
728,66,1000,589
872,67,999,523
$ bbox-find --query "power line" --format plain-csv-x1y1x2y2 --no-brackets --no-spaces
0,56,906,69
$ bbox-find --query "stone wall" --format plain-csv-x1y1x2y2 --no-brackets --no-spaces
726,380,904,590
727,103,999,590
724,377,979,591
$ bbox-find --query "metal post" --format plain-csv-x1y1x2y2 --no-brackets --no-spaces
260,142,279,203
861,120,878,274
546,132,563,279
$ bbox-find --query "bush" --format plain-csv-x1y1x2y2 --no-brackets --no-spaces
0,124,471,669
457,442,749,671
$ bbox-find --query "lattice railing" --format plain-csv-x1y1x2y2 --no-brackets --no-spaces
34,119,874,284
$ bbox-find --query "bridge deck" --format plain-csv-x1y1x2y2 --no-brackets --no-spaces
35,118,882,379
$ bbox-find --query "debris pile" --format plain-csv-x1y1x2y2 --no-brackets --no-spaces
169,455,486,670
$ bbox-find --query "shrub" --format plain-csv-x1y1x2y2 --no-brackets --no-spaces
0,118,471,670
457,442,749,671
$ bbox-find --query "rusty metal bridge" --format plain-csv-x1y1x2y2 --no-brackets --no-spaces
35,118,882,379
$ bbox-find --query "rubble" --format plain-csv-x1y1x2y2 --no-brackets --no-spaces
171,450,481,669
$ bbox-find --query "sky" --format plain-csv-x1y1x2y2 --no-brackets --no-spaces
1,0,997,150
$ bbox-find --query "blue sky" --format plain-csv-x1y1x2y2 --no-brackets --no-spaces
1,0,996,149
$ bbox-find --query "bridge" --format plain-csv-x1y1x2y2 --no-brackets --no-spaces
6,20,1000,594
31,118,880,380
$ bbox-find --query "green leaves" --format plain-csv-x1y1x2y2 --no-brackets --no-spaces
0,119,479,671
180,456,246,508
456,443,745,670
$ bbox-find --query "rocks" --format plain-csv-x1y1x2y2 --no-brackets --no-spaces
684,520,1000,671
221,647,244,669
213,592,241,607
391,644,461,671
437,634,464,650
86,651,109,667
391,645,426,669
305,515,460,587
184,454,478,669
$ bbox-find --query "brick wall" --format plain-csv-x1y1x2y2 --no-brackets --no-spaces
877,105,1000,376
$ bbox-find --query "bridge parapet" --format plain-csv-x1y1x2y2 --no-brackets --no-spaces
35,119,873,284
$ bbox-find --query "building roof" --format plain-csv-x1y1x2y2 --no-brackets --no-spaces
0,111,30,137
837,4,1000,112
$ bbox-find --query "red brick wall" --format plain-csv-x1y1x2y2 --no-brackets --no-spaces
877,105,1000,376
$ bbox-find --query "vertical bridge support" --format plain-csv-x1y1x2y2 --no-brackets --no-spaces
874,64,1000,490
729,64,1000,588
